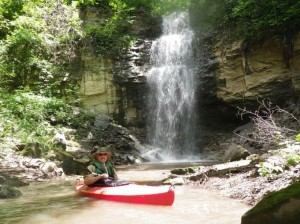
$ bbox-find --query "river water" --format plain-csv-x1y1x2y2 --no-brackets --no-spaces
1,164,250,224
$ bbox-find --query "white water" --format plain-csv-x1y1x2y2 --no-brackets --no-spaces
147,12,197,160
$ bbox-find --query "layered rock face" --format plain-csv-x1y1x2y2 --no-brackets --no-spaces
213,38,298,106
190,32,300,131
78,6,300,129
78,7,161,126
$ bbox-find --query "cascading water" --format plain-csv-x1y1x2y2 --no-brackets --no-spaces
146,12,198,161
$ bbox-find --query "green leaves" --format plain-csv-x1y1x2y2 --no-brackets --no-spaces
150,0,191,15
193,0,300,43
0,89,94,149
256,161,284,177
0,0,82,97
84,0,135,56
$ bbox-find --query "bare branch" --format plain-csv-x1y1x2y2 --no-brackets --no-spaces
236,99,300,149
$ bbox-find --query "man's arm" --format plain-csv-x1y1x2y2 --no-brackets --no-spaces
84,173,109,185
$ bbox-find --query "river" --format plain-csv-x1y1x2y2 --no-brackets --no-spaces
1,163,250,224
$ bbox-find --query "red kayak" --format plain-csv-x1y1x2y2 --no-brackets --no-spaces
76,181,175,206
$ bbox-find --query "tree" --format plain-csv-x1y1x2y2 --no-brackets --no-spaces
0,0,82,97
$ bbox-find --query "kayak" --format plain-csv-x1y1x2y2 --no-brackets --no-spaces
76,181,175,206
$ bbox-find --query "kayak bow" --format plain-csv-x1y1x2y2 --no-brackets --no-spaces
76,181,175,206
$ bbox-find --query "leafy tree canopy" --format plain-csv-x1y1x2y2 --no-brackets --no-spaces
190,0,300,43
0,0,82,96
0,0,192,96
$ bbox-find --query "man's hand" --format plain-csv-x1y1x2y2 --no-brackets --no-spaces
101,173,109,179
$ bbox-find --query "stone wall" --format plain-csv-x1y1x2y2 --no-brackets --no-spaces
79,53,119,115
78,7,161,127
78,5,300,129
213,38,294,106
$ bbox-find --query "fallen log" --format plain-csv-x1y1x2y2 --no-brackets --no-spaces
188,160,255,182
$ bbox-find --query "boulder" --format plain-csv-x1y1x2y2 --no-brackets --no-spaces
222,143,250,162
241,182,300,224
21,142,42,158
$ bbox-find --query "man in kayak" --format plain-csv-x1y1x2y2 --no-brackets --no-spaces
84,146,118,186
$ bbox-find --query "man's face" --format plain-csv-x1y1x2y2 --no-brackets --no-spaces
97,153,108,163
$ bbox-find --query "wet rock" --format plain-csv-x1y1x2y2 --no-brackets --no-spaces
126,155,136,164
241,182,300,224
0,185,22,199
54,150,87,175
23,158,45,168
246,154,261,163
40,161,57,173
171,167,199,175
0,172,29,187
163,177,184,185
222,143,250,162
94,115,112,129
21,142,42,158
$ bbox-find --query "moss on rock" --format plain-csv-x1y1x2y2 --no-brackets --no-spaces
242,181,300,224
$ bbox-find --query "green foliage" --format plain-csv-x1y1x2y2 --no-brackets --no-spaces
0,89,94,151
0,17,44,89
191,0,300,43
85,25,134,56
82,0,192,56
150,0,191,15
286,155,300,166
0,0,23,38
84,0,135,56
256,161,283,177
245,181,300,217
0,0,24,20
0,0,83,97
124,0,152,11
79,0,191,15
64,0,96,6
255,145,300,177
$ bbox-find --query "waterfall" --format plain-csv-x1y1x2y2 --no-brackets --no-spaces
146,12,197,161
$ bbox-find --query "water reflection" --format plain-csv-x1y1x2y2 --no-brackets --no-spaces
1,168,250,224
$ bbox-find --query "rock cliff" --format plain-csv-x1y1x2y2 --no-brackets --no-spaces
78,6,300,130
78,7,160,127
211,36,300,107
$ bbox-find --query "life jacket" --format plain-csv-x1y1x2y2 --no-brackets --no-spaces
92,160,116,178
89,160,131,187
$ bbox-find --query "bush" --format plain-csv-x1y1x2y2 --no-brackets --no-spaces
237,99,300,149
0,89,95,154
0,0,82,97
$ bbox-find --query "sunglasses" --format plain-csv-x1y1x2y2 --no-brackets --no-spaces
98,153,108,156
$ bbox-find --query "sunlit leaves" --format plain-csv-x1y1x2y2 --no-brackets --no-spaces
0,89,93,148
150,0,191,15
193,0,300,43
0,0,82,97
84,0,135,56
220,0,300,42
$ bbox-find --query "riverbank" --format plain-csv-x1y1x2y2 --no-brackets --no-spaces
2,146,300,207
186,165,300,206
2,131,300,209
175,147,300,206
